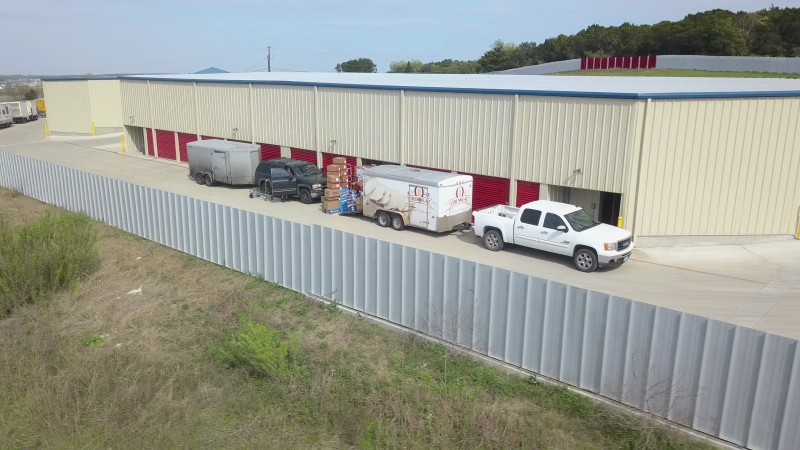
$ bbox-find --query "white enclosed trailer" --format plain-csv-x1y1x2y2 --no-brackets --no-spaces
361,165,473,232
187,139,260,186
0,103,13,128
27,100,38,121
9,101,31,123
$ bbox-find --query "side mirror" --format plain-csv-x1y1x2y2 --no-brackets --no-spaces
557,225,567,232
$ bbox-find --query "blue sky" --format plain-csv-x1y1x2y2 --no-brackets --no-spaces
4,0,799,75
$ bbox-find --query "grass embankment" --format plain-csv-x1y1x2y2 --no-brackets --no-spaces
0,188,712,449
553,68,800,78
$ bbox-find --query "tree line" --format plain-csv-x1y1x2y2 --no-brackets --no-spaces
334,6,800,74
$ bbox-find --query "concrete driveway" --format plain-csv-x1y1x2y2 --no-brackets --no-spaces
3,122,800,339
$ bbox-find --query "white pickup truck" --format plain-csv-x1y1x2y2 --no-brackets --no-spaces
472,200,633,272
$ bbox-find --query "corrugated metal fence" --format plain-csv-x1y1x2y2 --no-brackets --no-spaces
658,55,800,75
0,151,798,450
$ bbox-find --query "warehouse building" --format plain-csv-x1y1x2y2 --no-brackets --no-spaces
41,73,800,246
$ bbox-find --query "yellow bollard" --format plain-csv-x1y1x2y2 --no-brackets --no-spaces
44,122,49,137
120,134,125,153
617,216,623,228
91,122,96,136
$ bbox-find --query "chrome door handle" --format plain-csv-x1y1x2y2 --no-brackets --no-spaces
541,231,548,234
516,226,523,229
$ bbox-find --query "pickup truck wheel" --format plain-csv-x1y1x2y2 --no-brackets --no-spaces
377,211,391,228
483,230,504,251
299,189,312,204
204,174,213,186
390,214,405,231
574,249,598,272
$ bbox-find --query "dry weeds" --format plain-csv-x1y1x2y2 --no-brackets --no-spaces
0,189,712,449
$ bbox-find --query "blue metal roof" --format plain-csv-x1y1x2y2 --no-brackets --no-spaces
116,72,800,99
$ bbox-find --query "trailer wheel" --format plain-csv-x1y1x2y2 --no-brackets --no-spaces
390,214,405,231
204,174,213,186
483,230,504,251
377,211,391,228
194,173,204,185
299,189,312,204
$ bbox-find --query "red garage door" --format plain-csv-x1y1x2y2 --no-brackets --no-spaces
516,181,540,207
146,128,154,156
291,148,318,165
156,130,176,161
177,132,197,163
259,144,281,161
460,172,510,211
322,153,357,173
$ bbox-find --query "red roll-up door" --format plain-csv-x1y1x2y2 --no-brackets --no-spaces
407,164,448,172
632,57,640,69
177,132,196,163
580,58,587,70
516,181,541,207
459,172,510,211
648,55,657,69
259,144,281,161
322,153,357,173
291,148,317,165
201,135,218,141
146,128,154,156
155,129,176,161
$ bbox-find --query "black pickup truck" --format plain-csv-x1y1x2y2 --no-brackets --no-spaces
253,158,327,203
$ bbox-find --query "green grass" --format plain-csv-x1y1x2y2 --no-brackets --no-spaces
552,68,800,78
0,188,712,449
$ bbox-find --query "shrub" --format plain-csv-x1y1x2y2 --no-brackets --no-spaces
217,319,300,379
0,212,98,317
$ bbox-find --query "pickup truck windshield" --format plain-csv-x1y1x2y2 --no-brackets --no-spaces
296,164,321,176
564,209,600,232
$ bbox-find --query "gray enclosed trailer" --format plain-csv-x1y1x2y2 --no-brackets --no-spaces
187,139,260,186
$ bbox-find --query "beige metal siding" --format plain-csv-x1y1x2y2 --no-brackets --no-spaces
42,80,91,134
196,83,250,140
87,80,122,129
635,97,800,237
252,85,314,148
514,96,638,193
404,92,513,177
318,87,400,162
121,80,151,128
150,82,195,134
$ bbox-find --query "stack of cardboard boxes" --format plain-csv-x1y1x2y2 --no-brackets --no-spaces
322,157,364,214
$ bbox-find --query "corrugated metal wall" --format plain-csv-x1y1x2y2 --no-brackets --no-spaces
150,82,196,135
658,55,800,75
42,80,91,134
87,80,123,129
1,150,799,450
635,97,800,237
252,84,315,149
196,83,251,141
404,92,513,177
121,80,151,128
318,87,400,162
515,96,639,193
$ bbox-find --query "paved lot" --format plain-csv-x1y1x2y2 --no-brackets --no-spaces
3,122,800,339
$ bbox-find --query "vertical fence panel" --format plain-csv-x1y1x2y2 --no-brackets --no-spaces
1,152,799,449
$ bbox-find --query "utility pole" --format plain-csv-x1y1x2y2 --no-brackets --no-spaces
267,46,272,72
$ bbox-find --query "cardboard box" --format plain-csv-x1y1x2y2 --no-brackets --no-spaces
327,175,342,184
323,199,340,211
324,188,341,198
327,182,343,189
327,164,344,173
333,157,347,165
